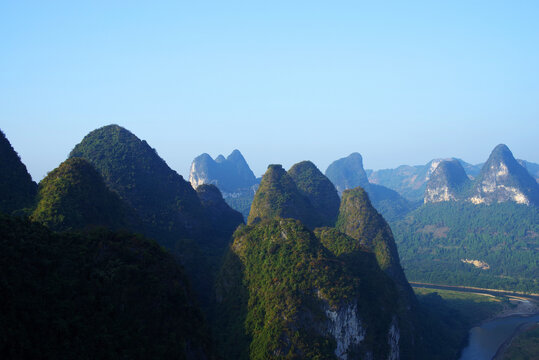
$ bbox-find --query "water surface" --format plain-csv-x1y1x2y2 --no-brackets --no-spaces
459,313,539,360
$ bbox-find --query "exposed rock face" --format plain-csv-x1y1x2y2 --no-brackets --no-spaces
189,149,259,219
325,153,414,221
468,144,539,206
335,187,417,358
368,158,480,203
216,218,405,360
288,160,340,227
189,149,257,193
424,160,471,203
0,129,37,214
387,317,401,360
324,303,366,360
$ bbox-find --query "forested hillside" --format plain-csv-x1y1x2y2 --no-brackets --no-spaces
392,202,539,293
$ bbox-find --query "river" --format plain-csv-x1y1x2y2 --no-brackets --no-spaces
459,313,539,360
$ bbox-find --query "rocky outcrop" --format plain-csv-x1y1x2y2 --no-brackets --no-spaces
216,218,407,359
189,149,259,219
189,149,257,193
468,144,539,206
368,158,480,203
324,303,366,360
424,159,471,203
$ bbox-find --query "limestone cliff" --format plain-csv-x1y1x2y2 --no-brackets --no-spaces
468,144,539,205
424,159,471,203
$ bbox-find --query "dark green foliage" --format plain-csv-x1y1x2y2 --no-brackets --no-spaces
0,215,211,359
31,158,140,232
392,202,539,293
68,125,242,319
336,187,420,358
69,124,208,247
192,184,244,309
216,219,399,360
247,165,323,229
414,292,472,360
224,191,256,221
197,184,244,241
336,187,404,279
288,161,340,227
0,130,37,214
500,324,539,360
314,227,401,357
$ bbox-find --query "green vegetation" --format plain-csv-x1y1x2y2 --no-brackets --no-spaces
69,125,242,313
501,324,539,360
414,288,506,325
247,164,323,229
0,214,211,359
392,202,539,293
336,187,405,281
224,191,255,221
0,130,37,215
215,219,399,360
288,161,340,227
412,287,510,360
69,124,208,247
31,158,140,232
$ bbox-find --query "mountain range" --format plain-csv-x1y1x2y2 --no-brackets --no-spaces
1,125,536,359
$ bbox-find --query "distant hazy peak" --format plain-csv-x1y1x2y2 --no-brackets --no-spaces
189,149,257,193
325,152,369,194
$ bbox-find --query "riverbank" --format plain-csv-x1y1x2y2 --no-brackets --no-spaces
486,299,539,323
492,322,539,360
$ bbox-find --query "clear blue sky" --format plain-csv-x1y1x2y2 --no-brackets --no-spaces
2,1,538,181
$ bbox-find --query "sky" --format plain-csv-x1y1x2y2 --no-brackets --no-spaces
1,1,538,181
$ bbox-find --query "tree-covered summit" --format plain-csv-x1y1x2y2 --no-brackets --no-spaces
0,129,37,215
288,160,340,227
69,124,208,245
31,157,140,232
247,164,323,229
